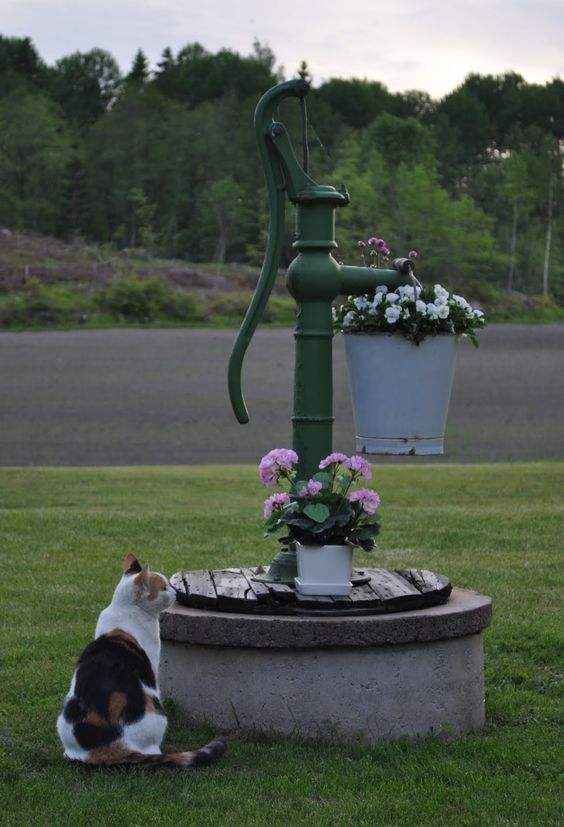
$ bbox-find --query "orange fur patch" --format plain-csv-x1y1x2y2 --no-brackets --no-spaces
148,573,167,601
88,744,131,765
107,691,127,724
84,710,107,727
134,565,150,590
105,628,140,648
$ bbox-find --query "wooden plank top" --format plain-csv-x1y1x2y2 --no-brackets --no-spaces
170,567,452,616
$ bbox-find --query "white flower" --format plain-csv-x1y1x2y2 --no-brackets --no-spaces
473,309,484,319
401,307,411,320
332,306,338,321
342,311,357,326
375,285,388,295
438,304,450,319
452,294,470,310
386,292,399,303
353,296,370,312
416,300,427,314
371,292,383,309
426,302,440,320
397,284,420,301
434,284,449,305
385,306,401,323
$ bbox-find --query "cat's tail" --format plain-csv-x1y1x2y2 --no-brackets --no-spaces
87,736,227,769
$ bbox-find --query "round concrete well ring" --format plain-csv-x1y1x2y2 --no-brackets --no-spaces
160,582,492,744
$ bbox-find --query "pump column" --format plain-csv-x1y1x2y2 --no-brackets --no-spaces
286,194,344,482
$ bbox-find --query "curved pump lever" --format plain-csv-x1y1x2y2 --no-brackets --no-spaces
228,79,310,424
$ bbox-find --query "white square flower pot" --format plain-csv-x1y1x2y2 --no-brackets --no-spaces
344,332,458,455
294,543,353,596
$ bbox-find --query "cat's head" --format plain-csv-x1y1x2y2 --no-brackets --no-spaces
118,553,176,614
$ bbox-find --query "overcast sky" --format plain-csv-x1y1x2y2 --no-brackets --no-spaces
2,0,563,99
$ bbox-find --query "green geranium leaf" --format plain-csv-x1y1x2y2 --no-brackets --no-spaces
350,524,378,540
303,503,331,523
264,514,281,531
357,538,375,551
285,516,316,529
317,512,352,532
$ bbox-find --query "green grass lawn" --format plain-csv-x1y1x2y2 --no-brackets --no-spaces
1,464,563,827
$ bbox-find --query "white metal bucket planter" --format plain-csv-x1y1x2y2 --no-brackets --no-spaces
294,543,353,596
344,333,458,455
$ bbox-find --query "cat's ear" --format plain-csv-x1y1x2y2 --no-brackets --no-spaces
123,553,142,575
134,564,152,591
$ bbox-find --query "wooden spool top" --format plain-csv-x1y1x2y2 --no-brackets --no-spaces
170,566,452,617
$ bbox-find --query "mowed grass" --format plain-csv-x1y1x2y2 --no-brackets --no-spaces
0,463,562,827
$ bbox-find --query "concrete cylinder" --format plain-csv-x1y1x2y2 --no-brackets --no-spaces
160,587,492,744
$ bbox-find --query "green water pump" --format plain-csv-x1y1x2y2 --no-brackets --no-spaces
228,79,405,583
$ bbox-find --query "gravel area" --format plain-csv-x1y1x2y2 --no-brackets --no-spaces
1,324,563,466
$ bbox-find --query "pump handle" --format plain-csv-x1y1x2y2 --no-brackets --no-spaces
228,80,309,423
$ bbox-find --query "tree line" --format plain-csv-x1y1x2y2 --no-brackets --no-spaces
0,34,563,301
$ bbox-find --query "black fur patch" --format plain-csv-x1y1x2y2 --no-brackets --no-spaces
74,722,122,749
124,559,142,575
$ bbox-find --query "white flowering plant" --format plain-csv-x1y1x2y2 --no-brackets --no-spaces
259,449,381,550
334,241,486,347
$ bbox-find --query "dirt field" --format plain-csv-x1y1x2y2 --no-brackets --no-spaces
1,324,563,466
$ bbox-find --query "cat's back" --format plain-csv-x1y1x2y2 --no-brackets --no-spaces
57,630,164,762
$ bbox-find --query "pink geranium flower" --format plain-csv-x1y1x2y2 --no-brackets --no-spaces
263,492,290,519
299,479,323,497
346,455,372,480
259,448,298,487
349,488,381,514
319,452,350,469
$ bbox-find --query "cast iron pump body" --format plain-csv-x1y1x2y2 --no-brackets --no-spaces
228,78,406,483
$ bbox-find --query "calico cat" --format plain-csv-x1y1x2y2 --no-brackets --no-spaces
57,553,226,768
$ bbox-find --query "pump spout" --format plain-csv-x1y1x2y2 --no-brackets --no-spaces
227,186,285,424
339,265,404,296
228,79,310,424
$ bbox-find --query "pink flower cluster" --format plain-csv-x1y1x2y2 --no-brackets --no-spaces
367,237,391,257
349,488,381,514
259,448,298,488
347,455,372,480
319,452,349,469
263,492,290,519
318,452,372,480
299,479,323,497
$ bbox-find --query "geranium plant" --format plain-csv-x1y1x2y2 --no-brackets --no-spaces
334,239,486,347
259,448,381,550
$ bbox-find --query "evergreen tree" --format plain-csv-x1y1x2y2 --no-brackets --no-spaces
126,49,150,87
0,35,47,93
154,47,177,97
